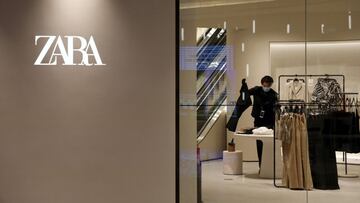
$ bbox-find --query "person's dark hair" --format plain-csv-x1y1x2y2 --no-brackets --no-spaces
261,76,274,84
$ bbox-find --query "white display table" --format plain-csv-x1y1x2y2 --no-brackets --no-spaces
234,133,283,179
223,150,243,175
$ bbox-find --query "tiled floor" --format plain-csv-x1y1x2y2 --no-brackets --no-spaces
202,160,360,203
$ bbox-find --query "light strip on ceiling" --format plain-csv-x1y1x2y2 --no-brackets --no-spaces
271,41,360,48
180,0,276,10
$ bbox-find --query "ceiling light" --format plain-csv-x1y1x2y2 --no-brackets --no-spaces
246,64,250,78
181,28,184,41
348,11,352,30
286,24,291,34
180,0,276,10
252,20,256,34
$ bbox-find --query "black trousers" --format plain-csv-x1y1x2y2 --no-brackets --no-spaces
254,118,274,168
256,140,263,168
307,115,339,189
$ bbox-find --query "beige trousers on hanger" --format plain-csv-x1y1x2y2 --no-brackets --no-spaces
280,114,313,190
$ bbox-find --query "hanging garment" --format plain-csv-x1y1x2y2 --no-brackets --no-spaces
347,110,360,153
351,109,360,152
307,78,315,102
328,111,360,154
307,115,340,190
311,78,342,105
277,113,313,190
226,79,252,132
287,80,305,101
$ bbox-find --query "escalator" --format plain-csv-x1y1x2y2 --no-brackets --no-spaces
196,28,227,142
196,28,228,203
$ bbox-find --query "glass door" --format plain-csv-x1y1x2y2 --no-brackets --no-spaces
306,0,360,203
179,0,311,203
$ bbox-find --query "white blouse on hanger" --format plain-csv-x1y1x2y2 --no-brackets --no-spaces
287,80,305,101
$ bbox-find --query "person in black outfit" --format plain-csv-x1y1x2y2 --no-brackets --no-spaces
249,76,278,167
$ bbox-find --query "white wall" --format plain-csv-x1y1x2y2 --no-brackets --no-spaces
199,111,227,161
271,41,360,95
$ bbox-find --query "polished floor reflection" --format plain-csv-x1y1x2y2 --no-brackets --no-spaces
202,160,360,203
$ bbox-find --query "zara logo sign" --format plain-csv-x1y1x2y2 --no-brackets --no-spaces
34,35,106,66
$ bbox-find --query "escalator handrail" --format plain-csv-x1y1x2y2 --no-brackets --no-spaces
197,98,227,144
196,55,226,95
196,66,227,108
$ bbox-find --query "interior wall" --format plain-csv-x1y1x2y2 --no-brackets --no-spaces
199,111,227,161
0,0,175,203
180,0,360,132
272,41,360,95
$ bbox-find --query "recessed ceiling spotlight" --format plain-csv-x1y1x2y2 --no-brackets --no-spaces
286,24,291,34
348,11,352,30
246,64,250,78
252,20,256,34
181,28,184,41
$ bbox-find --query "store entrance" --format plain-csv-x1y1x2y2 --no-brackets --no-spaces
179,1,360,203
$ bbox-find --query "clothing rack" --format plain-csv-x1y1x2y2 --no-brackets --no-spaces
275,74,344,189
287,78,305,83
273,74,360,188
273,101,310,188
273,101,360,188
278,74,345,103
337,92,359,178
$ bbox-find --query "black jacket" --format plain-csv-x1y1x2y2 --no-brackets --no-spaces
249,86,278,127
226,81,278,132
226,79,252,132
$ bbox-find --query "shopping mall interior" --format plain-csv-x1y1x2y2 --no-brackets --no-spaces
179,0,360,203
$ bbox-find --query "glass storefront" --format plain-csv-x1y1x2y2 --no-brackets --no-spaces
179,0,360,203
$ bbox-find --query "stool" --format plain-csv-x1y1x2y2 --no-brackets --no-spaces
223,150,243,175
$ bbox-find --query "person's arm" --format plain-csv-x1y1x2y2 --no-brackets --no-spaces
274,91,279,103
248,86,258,96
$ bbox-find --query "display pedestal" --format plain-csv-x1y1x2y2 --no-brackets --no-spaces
223,151,243,175
235,133,283,179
